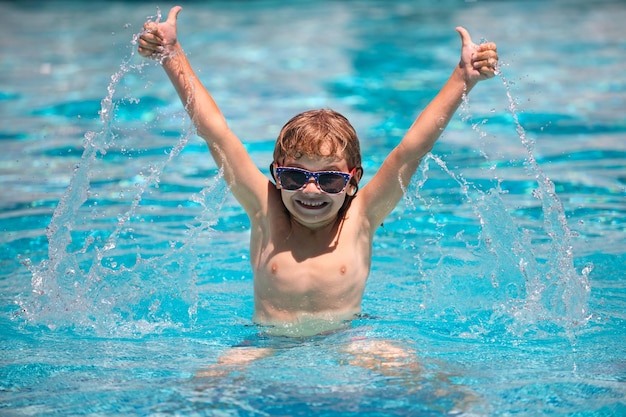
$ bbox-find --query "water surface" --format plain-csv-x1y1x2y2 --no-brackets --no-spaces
1,1,625,415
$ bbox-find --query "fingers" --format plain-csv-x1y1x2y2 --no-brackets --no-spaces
141,23,161,43
137,38,161,58
138,24,163,58
138,7,181,59
456,26,498,78
166,5,183,24
137,6,172,58
474,48,498,65
455,26,473,48
139,23,160,44
474,52,498,77
480,41,497,52
138,36,159,52
474,44,498,75
143,21,159,33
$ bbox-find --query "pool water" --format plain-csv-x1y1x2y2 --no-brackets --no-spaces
1,0,625,415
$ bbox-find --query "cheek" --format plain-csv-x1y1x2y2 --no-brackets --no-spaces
280,191,291,207
331,194,348,208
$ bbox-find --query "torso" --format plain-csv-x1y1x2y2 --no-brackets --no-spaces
248,188,373,332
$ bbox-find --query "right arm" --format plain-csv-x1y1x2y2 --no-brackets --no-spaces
138,6,269,216
358,27,497,230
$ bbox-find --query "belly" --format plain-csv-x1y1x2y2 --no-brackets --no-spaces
253,251,369,325
253,309,358,337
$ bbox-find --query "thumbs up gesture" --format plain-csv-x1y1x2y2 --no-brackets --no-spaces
456,26,499,84
138,6,183,60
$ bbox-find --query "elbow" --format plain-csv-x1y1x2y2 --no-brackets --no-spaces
395,142,431,165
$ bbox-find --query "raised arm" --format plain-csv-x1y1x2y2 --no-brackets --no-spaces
138,6,268,216
359,27,498,228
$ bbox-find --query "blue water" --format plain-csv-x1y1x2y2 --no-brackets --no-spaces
1,0,625,415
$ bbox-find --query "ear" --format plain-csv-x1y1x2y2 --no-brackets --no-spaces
347,184,358,197
269,163,276,180
269,162,281,189
354,167,363,183
346,166,362,196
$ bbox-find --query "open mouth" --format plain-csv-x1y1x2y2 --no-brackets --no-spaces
296,199,329,210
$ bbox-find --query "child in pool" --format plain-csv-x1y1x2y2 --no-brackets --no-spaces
138,6,498,337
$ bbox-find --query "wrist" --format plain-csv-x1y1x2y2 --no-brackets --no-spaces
452,64,477,92
161,41,182,64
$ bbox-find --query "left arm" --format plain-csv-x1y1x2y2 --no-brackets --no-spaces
359,27,498,229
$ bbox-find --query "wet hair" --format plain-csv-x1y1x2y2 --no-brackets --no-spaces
273,109,362,170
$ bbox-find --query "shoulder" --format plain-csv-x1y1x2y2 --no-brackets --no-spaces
342,195,377,238
250,185,288,229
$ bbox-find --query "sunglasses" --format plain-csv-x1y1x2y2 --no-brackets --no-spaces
273,166,355,194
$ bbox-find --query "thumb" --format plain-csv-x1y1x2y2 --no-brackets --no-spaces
166,6,182,24
455,26,473,48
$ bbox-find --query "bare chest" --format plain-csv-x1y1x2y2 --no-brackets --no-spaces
262,242,364,292
252,216,372,315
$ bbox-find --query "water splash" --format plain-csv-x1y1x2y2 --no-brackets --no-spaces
495,70,591,336
16,23,591,341
16,25,228,337
411,69,591,339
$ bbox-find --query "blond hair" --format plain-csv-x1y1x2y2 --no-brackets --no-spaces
273,109,362,170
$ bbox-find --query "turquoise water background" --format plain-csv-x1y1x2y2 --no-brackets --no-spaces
1,0,625,415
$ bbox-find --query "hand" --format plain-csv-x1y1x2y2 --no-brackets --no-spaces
138,6,183,60
456,26,498,84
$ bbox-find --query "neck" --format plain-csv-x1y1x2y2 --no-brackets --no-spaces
291,215,338,233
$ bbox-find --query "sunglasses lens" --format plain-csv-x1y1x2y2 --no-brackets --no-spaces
276,168,350,194
318,173,348,194
279,169,308,190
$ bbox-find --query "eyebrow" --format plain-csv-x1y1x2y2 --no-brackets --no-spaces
287,164,344,172
283,159,345,171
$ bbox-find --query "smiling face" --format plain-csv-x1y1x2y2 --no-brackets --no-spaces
272,109,363,229
278,153,353,230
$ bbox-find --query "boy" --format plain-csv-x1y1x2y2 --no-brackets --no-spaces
138,6,498,337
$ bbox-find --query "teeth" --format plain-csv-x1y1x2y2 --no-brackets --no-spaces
300,200,325,207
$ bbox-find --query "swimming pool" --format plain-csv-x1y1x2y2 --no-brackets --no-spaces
1,0,624,415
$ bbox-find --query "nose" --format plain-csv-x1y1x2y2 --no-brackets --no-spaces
301,177,320,193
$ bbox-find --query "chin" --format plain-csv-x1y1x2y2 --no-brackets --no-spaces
291,204,341,228
292,212,337,229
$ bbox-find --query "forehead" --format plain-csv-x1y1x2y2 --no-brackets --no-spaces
282,153,350,172
278,134,346,155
